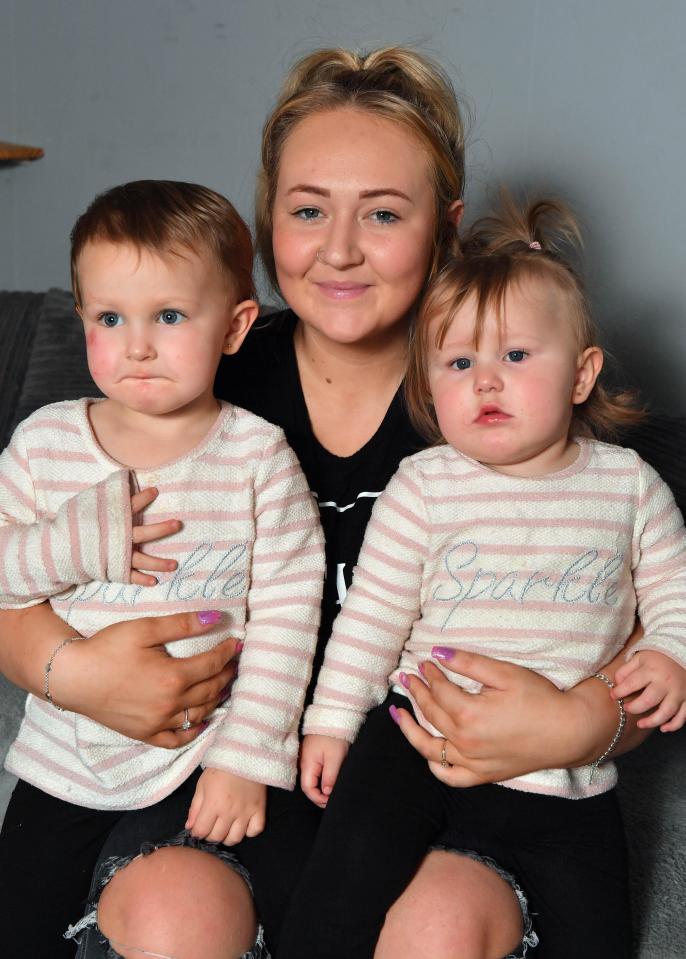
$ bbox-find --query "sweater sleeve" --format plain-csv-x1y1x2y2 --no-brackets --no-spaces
627,458,686,669
0,422,134,607
202,430,325,789
303,458,429,742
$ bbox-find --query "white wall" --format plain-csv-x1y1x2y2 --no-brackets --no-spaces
2,0,684,412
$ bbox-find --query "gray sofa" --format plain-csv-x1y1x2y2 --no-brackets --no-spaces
1,288,685,956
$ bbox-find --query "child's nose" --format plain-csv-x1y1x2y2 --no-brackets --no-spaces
474,364,503,393
126,331,156,361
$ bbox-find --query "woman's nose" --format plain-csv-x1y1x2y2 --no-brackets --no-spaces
317,219,364,269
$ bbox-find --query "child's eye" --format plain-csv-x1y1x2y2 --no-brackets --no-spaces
504,350,527,363
294,207,321,221
98,312,123,328
370,209,398,225
158,310,186,325
450,357,472,371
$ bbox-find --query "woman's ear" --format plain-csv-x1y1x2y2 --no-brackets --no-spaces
223,300,260,355
573,347,604,404
447,200,464,227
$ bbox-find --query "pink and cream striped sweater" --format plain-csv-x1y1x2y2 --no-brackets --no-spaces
1,399,324,809
304,439,686,798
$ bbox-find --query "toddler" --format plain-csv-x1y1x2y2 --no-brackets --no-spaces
277,195,686,959
0,180,324,945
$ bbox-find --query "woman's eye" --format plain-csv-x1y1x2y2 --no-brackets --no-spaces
294,207,321,221
158,310,185,325
370,209,398,225
505,350,527,363
98,312,123,328
450,357,472,371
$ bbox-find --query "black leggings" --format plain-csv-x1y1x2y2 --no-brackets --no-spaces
277,693,632,959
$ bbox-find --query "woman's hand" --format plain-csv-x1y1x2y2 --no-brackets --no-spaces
392,645,650,787
50,610,239,748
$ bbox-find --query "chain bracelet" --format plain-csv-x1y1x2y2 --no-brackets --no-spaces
589,671,626,784
44,637,81,711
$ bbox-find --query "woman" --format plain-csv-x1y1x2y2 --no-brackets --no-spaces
0,47,644,959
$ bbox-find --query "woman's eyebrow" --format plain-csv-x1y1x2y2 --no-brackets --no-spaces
286,184,411,202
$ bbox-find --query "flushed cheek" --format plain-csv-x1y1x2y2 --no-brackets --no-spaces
85,330,117,383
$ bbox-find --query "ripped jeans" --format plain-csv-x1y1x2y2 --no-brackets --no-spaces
0,772,267,959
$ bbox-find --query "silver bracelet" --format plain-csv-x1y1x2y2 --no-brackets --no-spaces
589,672,626,783
44,637,81,711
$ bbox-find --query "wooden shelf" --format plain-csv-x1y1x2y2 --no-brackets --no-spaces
0,141,44,161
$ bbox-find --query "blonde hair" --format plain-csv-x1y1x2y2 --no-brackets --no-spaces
71,180,255,304
256,47,465,292
406,192,643,443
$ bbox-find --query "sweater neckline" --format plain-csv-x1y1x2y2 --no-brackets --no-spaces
76,397,234,476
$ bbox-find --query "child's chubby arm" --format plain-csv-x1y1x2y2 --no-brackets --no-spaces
300,734,350,808
186,767,266,845
0,417,179,603
614,650,686,732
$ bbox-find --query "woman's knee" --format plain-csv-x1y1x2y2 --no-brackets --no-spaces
97,845,257,959
375,849,524,959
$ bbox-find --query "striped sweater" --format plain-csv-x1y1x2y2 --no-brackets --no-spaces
1,399,324,809
304,439,686,799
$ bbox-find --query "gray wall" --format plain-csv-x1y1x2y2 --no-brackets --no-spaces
1,0,684,414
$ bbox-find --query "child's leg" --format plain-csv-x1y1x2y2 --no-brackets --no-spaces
0,778,119,959
438,783,632,959
277,692,447,959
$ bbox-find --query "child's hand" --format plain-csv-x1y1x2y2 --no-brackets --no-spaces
614,650,686,732
300,734,349,808
130,487,181,586
186,768,266,845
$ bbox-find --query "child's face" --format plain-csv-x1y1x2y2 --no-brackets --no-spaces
426,279,602,476
76,240,257,419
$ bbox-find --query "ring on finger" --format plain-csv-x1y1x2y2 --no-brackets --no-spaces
181,707,192,731
440,737,450,768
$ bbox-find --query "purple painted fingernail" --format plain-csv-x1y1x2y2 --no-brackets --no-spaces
432,646,454,662
398,671,410,689
389,705,401,725
198,610,222,625
199,721,210,731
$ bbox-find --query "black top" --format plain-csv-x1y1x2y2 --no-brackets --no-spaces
215,310,424,691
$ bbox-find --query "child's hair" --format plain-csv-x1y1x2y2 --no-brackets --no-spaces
70,180,255,305
406,192,643,443
255,46,466,292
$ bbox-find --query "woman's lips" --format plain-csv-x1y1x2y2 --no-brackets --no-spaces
314,281,371,300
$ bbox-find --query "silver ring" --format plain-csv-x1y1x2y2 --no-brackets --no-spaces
181,708,192,731
440,738,450,768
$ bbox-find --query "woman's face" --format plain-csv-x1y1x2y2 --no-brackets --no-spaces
272,107,437,348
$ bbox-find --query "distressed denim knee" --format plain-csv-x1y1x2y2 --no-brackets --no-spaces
431,845,539,958
66,830,269,959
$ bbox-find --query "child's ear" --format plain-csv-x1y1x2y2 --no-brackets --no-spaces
223,299,259,355
447,200,464,227
573,347,604,405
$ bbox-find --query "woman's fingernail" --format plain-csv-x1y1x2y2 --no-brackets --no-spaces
432,646,454,662
235,640,244,653
398,671,410,689
199,721,210,731
418,661,427,675
389,705,401,725
198,610,222,625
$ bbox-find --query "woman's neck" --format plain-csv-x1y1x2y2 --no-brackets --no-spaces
294,320,409,457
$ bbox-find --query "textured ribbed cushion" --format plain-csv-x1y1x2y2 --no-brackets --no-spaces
0,291,43,450
10,288,101,438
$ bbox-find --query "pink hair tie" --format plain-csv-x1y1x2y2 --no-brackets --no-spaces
529,240,542,250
